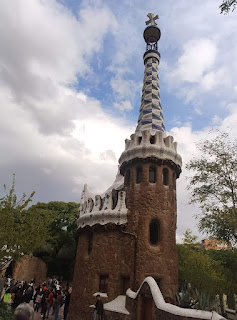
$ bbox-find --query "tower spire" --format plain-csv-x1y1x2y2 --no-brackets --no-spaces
136,13,165,133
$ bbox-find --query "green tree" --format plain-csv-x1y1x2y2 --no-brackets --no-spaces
206,249,237,294
182,228,198,245
31,201,79,255
220,0,237,13
186,132,237,245
0,175,51,272
177,245,230,296
31,201,80,280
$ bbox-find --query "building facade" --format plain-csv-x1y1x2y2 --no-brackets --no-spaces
68,14,182,320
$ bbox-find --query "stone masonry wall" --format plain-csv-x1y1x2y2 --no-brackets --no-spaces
68,225,134,320
69,160,179,319
13,255,47,284
124,160,178,298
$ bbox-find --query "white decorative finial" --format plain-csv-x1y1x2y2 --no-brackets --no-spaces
145,13,159,26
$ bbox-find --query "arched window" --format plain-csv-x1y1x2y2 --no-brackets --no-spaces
149,166,156,183
138,136,142,145
150,135,156,144
162,168,169,186
136,167,142,184
149,220,160,245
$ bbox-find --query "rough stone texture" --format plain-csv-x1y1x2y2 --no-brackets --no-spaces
68,225,134,320
104,310,128,320
68,160,179,320
124,160,178,298
12,255,47,284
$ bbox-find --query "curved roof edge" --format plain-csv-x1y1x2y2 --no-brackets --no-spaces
126,277,225,320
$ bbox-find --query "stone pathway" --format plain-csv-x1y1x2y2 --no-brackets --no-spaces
29,302,64,320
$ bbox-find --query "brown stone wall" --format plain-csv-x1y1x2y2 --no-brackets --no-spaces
104,311,128,320
124,160,178,297
69,159,179,319
68,225,134,320
13,255,47,284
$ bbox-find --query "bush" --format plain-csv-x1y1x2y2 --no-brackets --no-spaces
0,302,14,320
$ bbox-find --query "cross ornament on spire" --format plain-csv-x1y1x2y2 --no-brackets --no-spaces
145,13,159,26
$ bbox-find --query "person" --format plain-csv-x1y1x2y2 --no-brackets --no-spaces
13,286,24,309
34,289,42,312
63,287,72,320
3,288,12,304
14,302,34,320
54,290,63,320
24,286,33,303
46,288,54,318
94,295,104,320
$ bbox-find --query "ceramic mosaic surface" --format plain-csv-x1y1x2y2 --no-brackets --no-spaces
136,56,165,133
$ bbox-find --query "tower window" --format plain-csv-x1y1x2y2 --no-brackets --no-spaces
149,220,160,245
149,166,156,183
138,136,142,145
88,233,93,255
99,275,108,293
125,169,130,186
136,167,142,184
162,168,169,186
150,135,156,144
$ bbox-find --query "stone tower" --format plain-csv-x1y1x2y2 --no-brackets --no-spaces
69,14,182,320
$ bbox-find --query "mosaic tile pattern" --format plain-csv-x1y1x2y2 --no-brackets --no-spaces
136,56,165,132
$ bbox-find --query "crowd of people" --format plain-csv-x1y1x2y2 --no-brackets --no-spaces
1,276,72,320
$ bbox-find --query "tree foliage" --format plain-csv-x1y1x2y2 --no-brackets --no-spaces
0,175,51,272
220,0,237,13
32,201,80,280
31,201,80,256
186,132,237,245
177,245,228,296
182,228,198,245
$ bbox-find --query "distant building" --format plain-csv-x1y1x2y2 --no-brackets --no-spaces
201,239,232,250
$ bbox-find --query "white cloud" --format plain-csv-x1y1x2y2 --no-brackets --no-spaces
0,0,117,135
169,39,217,83
110,76,140,100
114,100,133,111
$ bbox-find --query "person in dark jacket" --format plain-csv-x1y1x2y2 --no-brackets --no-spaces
13,286,24,309
94,295,104,320
63,287,72,320
24,287,33,303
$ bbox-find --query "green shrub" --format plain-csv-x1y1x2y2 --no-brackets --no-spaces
0,302,14,320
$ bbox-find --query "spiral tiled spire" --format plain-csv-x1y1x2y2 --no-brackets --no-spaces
136,20,165,133
136,53,165,132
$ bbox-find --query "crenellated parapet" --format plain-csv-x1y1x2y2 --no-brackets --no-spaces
77,174,128,228
119,129,182,176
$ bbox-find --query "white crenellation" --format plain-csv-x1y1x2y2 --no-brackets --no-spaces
77,175,128,228
120,129,182,169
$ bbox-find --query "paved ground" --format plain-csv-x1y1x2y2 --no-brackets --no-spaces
29,302,64,320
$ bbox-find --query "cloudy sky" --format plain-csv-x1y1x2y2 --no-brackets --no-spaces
1,0,237,242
